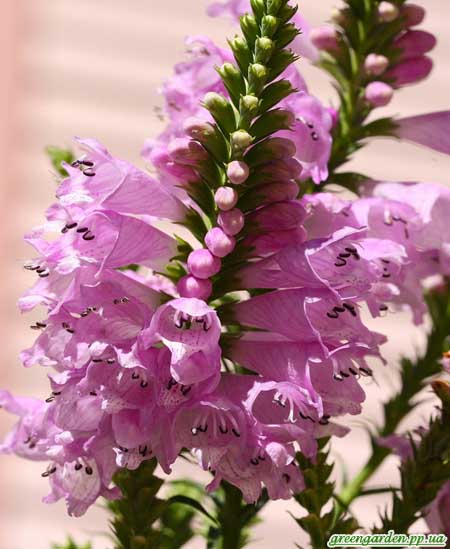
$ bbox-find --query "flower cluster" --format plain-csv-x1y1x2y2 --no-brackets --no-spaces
1,0,450,522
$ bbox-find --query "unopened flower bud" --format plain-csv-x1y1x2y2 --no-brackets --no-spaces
168,138,207,166
310,26,339,51
187,249,221,279
364,54,389,76
401,4,426,27
231,130,253,152
183,118,215,140
394,31,436,60
205,228,236,258
330,7,349,26
240,94,260,114
218,208,245,236
227,161,250,185
214,187,238,211
177,275,212,300
378,2,399,22
386,56,433,87
365,81,394,107
255,37,274,64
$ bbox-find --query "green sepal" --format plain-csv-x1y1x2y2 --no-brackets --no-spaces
240,14,259,45
197,159,225,190
228,36,252,75
266,0,284,16
250,0,265,21
182,178,216,217
51,538,92,549
244,136,293,166
259,79,296,111
249,108,293,141
217,63,247,109
275,22,300,50
267,49,299,81
203,93,238,136
261,14,279,38
254,37,275,64
247,63,268,95
192,123,230,164
46,145,74,177
277,2,299,24
177,207,212,243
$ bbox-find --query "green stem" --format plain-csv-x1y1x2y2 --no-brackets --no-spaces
219,483,246,549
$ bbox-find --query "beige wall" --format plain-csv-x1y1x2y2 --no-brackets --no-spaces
1,1,450,547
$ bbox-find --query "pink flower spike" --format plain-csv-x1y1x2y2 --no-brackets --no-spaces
227,161,250,185
218,208,245,236
365,82,394,107
214,187,238,211
364,54,389,76
395,111,450,156
177,275,212,300
187,249,221,279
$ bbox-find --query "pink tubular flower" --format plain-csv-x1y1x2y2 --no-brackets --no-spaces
394,111,450,156
310,26,339,52
386,55,433,87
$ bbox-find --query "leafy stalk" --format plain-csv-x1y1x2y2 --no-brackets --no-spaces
293,440,359,549
374,382,450,533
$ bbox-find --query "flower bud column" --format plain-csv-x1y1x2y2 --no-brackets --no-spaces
171,1,303,546
177,0,301,307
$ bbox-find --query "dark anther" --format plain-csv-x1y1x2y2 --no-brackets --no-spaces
181,386,192,396
24,264,39,271
198,424,208,433
61,226,69,234
323,415,331,420
311,131,319,141
76,227,89,233
343,303,357,317
52,391,61,396
334,259,347,267
250,458,259,466
232,428,241,437
85,466,93,475
382,273,391,279
359,367,373,377
62,322,74,333
349,367,358,376
106,358,115,364
381,259,390,264
81,160,94,167
90,391,97,396
82,232,95,241
333,306,346,313
345,246,357,254
118,446,128,452
139,445,148,456
75,463,83,471
29,441,36,449
140,380,149,388
131,372,140,379
299,412,315,423
41,466,57,478
92,358,103,363
45,396,55,403
24,436,31,444
333,373,344,381
327,311,339,319
66,222,78,229
38,271,50,278
83,168,96,177
379,304,388,311
340,371,350,378
167,378,177,390
258,455,266,461
219,425,228,434
36,268,46,274
282,473,291,483
338,252,351,259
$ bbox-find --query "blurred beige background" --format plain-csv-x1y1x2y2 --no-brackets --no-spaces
1,1,450,548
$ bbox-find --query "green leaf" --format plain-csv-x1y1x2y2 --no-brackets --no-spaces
46,146,74,177
167,495,218,525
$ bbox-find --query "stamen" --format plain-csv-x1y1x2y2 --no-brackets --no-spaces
85,466,93,475
250,458,259,465
82,231,95,241
41,466,57,478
